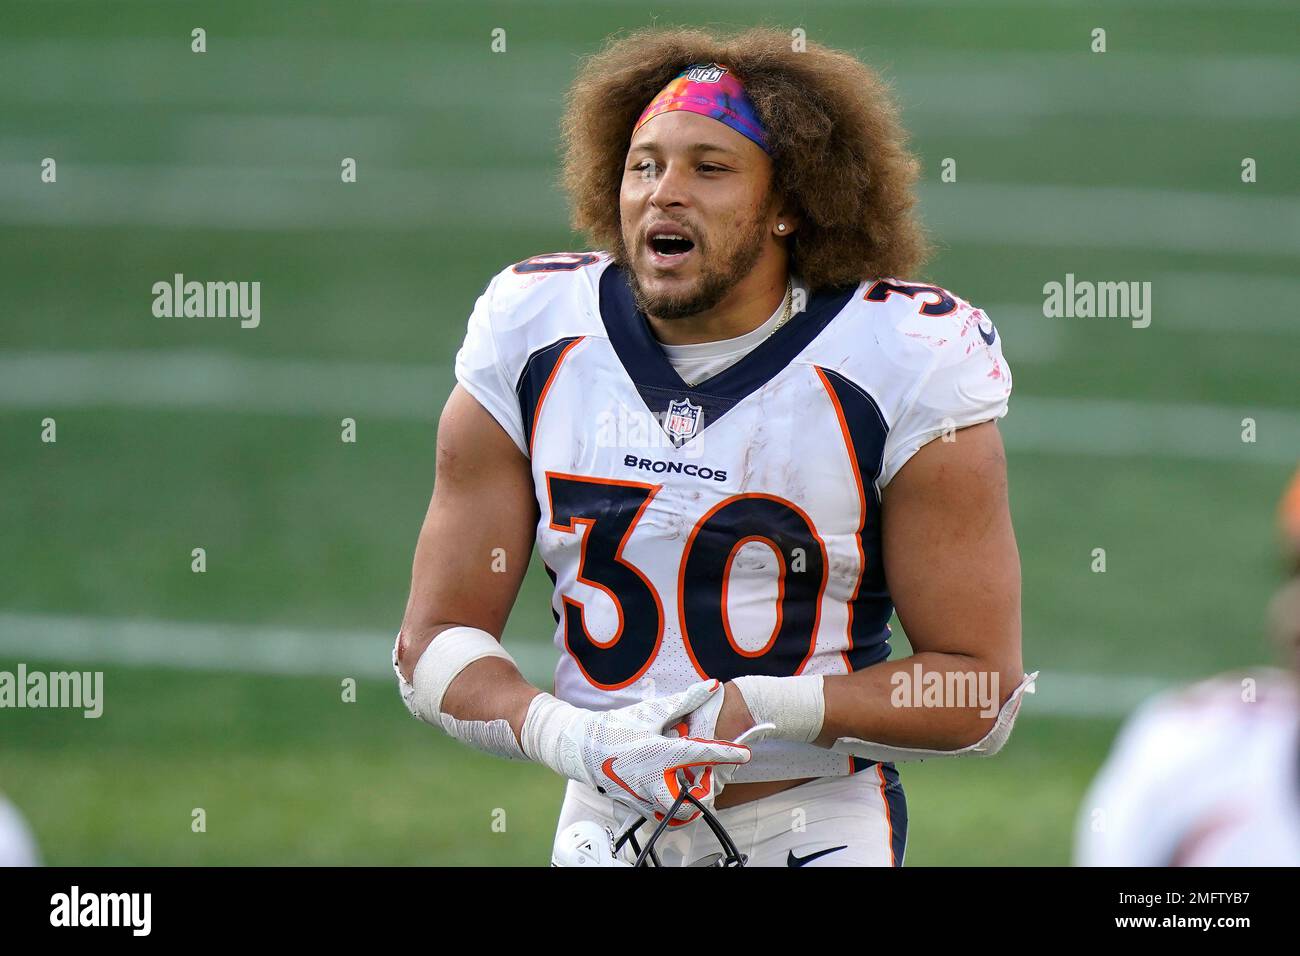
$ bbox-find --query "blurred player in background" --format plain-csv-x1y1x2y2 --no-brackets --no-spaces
393,27,1034,866
0,794,39,867
1075,466,1300,866
1281,465,1300,578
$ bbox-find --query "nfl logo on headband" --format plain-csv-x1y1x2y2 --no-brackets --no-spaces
633,61,772,155
683,63,727,83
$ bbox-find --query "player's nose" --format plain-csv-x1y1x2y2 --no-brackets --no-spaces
647,159,691,210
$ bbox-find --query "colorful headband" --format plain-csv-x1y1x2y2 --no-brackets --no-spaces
633,62,771,155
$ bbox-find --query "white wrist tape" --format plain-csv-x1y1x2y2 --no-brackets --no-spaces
392,627,526,760
831,671,1038,762
731,674,825,744
518,693,590,783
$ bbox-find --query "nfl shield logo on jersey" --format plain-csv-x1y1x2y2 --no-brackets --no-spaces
664,398,702,445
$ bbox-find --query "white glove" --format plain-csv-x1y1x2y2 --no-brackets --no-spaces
521,680,755,824
683,684,777,778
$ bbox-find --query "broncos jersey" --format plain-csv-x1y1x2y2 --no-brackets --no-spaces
455,251,1012,781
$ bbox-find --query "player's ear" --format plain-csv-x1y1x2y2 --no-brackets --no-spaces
771,198,800,239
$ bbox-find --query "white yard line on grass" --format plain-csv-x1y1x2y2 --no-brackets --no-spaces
1,161,1296,258
988,273,1300,347
917,183,1299,258
0,609,1173,719
0,351,443,420
1,42,1293,119
1,350,1297,464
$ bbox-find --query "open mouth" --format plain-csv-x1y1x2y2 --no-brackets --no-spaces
646,231,696,268
649,235,695,256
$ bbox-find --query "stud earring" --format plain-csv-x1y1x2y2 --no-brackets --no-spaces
776,223,786,232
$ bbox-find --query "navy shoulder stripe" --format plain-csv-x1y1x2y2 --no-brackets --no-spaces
515,337,582,454
816,366,893,672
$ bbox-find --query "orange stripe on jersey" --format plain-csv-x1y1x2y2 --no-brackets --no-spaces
529,336,586,458
875,762,896,867
814,366,868,673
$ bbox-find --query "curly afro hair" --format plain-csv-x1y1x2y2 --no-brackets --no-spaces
560,25,930,291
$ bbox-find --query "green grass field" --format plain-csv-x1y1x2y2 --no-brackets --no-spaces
1,0,1296,865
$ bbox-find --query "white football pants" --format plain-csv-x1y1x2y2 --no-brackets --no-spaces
553,764,907,867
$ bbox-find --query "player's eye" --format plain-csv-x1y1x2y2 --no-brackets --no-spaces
698,163,724,173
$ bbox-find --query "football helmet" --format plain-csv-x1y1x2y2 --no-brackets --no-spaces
551,781,747,867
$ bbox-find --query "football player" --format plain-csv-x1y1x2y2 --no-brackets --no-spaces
0,794,39,867
395,27,1033,866
1074,468,1300,866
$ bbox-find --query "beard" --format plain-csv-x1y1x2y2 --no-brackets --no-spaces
622,211,769,321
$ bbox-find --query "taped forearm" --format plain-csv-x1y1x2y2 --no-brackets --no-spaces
830,671,1038,761
392,626,527,759
731,669,1038,761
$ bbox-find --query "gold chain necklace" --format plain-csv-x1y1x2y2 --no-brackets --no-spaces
682,278,794,388
767,276,796,338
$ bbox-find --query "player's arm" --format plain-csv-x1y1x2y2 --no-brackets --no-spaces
818,419,1025,748
394,382,541,738
395,384,753,819
709,421,1032,757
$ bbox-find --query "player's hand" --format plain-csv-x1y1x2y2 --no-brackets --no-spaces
681,681,775,793
686,680,758,743
570,680,755,824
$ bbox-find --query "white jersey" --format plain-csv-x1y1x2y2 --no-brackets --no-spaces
1075,671,1300,866
455,251,1012,781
